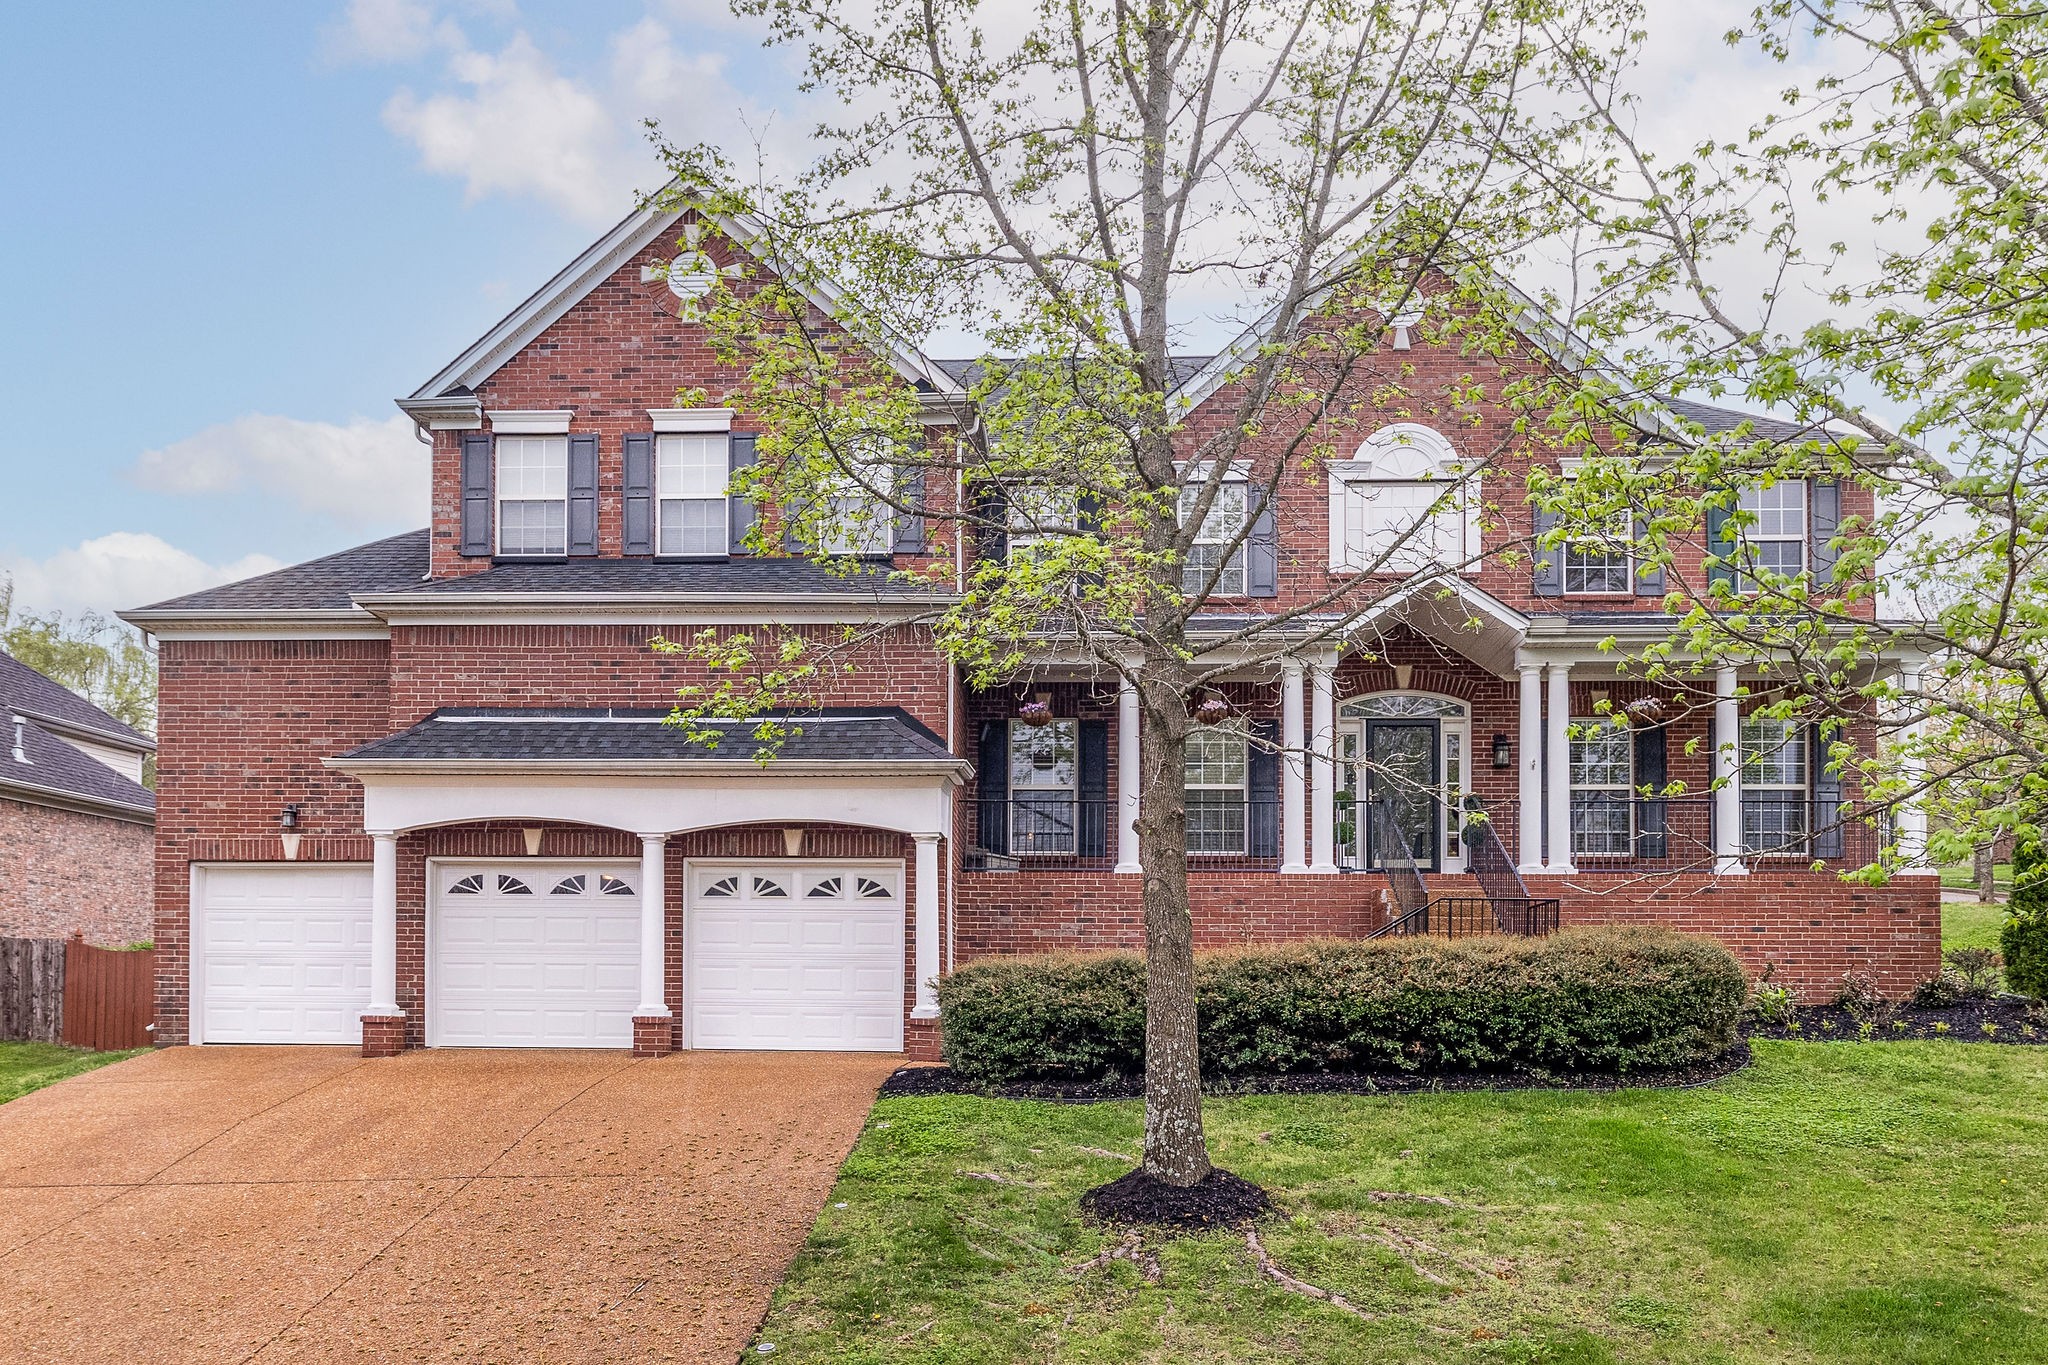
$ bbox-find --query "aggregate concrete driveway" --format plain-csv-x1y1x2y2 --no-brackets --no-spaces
0,1046,899,1363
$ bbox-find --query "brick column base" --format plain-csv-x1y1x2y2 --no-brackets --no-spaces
632,1015,676,1057
904,1017,941,1062
360,1014,407,1058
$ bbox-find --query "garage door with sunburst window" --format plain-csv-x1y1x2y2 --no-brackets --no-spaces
686,861,904,1052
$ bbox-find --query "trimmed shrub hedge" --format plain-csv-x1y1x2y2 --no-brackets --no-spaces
2004,827,2048,1000
936,927,1747,1085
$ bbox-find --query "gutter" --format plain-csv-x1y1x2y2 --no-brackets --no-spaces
0,775,155,825
323,756,972,781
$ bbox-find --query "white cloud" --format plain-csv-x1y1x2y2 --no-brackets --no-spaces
2,534,285,618
326,0,464,63
128,412,427,528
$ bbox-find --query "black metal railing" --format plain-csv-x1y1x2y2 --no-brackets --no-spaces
1369,797,1430,922
1564,794,1886,871
964,797,1281,871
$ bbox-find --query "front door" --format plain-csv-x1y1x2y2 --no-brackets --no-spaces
1365,720,1441,871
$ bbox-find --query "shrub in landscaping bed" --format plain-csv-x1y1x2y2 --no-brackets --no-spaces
936,927,1747,1086
2004,827,2048,1000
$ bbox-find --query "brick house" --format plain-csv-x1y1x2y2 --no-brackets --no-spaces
121,197,1939,1060
0,650,156,944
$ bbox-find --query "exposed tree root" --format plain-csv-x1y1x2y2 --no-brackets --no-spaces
1244,1226,1374,1318
1366,1190,1462,1208
1075,1146,1135,1162
1068,1232,1162,1285
962,1169,1041,1187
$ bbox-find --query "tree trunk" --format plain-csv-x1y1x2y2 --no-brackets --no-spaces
1135,671,1211,1186
1977,841,1998,903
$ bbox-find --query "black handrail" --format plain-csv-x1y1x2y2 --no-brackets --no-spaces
1370,797,1430,922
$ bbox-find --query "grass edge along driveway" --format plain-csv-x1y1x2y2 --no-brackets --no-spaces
755,1041,2048,1364
0,1041,138,1105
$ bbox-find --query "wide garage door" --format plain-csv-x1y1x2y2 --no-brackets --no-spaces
687,861,904,1051
430,862,639,1048
195,865,372,1044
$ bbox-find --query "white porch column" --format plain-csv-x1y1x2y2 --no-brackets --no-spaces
912,833,941,1018
1517,664,1544,873
636,835,671,1019
1309,653,1337,873
1713,667,1748,876
1280,659,1308,874
1545,662,1576,874
365,831,399,1017
1897,663,1929,868
1114,671,1142,874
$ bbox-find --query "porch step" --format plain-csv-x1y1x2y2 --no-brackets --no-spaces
1420,873,1485,900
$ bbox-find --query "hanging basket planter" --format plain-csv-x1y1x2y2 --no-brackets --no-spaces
1192,696,1233,726
1016,700,1056,728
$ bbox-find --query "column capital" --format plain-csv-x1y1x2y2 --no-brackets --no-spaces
1280,656,1305,678
637,831,669,846
911,831,942,847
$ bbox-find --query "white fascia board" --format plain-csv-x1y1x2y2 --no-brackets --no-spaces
326,757,970,780
117,609,392,641
647,407,734,433
485,409,574,434
13,708,155,754
396,395,484,430
405,184,962,405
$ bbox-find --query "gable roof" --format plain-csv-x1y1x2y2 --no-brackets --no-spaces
0,652,155,822
402,187,962,413
121,530,430,621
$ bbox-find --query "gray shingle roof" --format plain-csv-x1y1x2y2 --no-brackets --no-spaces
1658,398,1836,445
0,656,155,819
128,529,430,614
374,557,938,599
936,355,1219,392
335,706,957,766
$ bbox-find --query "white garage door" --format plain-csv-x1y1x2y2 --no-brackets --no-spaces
430,863,640,1048
687,861,904,1052
196,865,372,1044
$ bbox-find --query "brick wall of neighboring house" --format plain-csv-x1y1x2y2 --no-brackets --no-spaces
0,797,153,944
954,867,1940,1002
150,638,393,1046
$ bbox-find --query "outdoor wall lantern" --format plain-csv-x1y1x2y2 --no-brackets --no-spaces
279,804,300,830
1491,733,1513,769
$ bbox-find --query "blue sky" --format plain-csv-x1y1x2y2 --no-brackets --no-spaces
0,1,792,617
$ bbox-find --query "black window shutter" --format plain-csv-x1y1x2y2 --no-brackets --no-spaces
1633,723,1668,859
1632,517,1664,597
1810,479,1841,585
459,433,493,556
622,433,655,556
976,719,1010,856
973,483,1009,565
1811,722,1844,859
1247,716,1280,858
1078,719,1109,859
1705,497,1735,593
894,469,927,555
1531,508,1564,597
1247,487,1278,597
567,433,599,557
728,435,757,555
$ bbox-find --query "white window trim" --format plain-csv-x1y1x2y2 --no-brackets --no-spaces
655,431,732,558
1326,470,1480,575
1736,481,1808,586
1568,716,1634,858
484,409,574,435
1184,726,1250,855
494,433,570,558
1740,716,1810,854
1179,481,1251,598
647,407,735,434
1008,719,1080,856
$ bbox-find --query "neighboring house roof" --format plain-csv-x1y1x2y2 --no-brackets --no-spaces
127,529,431,616
332,706,957,769
0,653,155,823
1658,397,1840,445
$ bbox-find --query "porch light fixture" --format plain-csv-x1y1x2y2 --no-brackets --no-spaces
279,804,300,830
1491,733,1512,769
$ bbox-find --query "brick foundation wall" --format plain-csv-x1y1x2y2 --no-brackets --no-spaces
0,797,153,944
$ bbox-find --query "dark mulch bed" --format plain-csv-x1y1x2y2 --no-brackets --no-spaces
881,1039,1754,1104
1080,1167,1273,1230
1749,996,2046,1044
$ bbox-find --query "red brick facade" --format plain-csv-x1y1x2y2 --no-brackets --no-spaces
0,797,153,944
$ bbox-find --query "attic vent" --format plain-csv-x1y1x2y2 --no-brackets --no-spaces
11,715,29,764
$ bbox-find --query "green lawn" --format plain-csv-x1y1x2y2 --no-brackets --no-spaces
0,1041,139,1105
757,1043,2048,1363
1939,862,2011,895
1943,899,2009,954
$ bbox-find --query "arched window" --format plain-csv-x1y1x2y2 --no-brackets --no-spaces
1327,424,1477,572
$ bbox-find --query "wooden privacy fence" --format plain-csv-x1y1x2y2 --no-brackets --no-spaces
0,937,155,1050
0,938,67,1043
63,940,156,1051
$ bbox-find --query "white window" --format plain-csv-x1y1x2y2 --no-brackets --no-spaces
1329,424,1474,573
657,433,728,556
820,479,895,557
1736,482,1806,588
1564,510,1634,595
1740,717,1808,854
1569,717,1633,856
496,435,568,556
1185,727,1248,854
1008,720,1078,853
1179,482,1249,597
1007,485,1079,563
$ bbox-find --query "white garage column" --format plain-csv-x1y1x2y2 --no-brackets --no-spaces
1545,663,1576,874
1713,667,1748,876
362,832,404,1056
634,835,673,1053
1115,672,1142,874
912,834,941,1019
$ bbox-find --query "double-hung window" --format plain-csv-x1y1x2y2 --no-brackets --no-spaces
1007,485,1078,563
657,433,728,556
1008,720,1078,854
1740,717,1808,854
1563,510,1634,595
1569,718,1634,856
1184,727,1249,854
1328,424,1473,573
496,435,568,556
1736,482,1806,588
821,477,894,557
1179,482,1249,597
